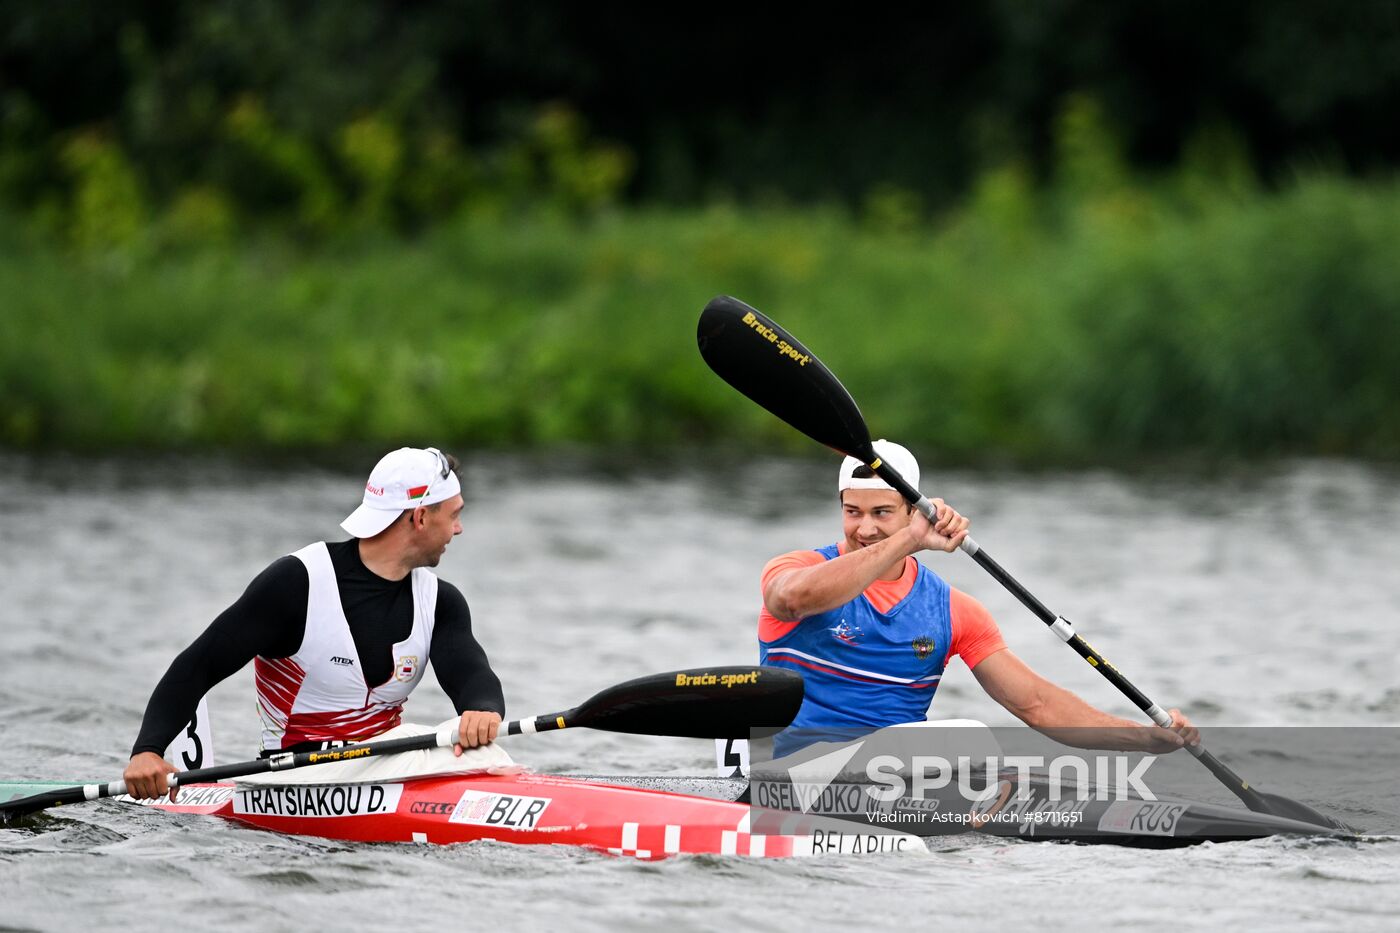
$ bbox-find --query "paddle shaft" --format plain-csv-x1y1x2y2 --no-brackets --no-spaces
1,733,447,819
0,713,644,819
22,711,580,808
1,664,803,822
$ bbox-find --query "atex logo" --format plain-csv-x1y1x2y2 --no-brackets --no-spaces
330,656,354,666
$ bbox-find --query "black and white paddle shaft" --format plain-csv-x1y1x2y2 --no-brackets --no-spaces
698,294,1350,833
0,733,445,823
0,665,803,823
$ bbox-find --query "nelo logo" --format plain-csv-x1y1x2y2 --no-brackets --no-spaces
410,800,457,816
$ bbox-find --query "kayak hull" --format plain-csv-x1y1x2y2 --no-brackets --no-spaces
743,770,1349,847
130,772,925,858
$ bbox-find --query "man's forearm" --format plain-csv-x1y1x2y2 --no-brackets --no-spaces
765,534,915,621
1018,683,1155,751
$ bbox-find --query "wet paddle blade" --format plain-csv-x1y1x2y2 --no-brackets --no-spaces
1255,789,1356,833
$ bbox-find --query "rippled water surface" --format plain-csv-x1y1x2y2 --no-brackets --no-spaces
3,453,1398,931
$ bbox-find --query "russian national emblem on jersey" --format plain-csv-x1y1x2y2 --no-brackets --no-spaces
912,636,936,659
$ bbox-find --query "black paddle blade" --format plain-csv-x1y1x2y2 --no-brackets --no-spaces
567,665,804,739
1,786,89,824
698,296,875,461
1255,790,1357,834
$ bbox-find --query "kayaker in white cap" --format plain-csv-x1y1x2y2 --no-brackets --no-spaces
759,439,1198,756
124,447,504,800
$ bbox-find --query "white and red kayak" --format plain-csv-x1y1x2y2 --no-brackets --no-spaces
122,772,924,859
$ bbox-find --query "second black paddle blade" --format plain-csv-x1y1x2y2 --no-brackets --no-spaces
1253,789,1357,834
697,296,875,461
572,665,805,739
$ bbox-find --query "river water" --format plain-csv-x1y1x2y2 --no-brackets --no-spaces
2,452,1397,930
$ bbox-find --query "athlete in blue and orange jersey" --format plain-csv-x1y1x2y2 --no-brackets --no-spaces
760,440,1199,756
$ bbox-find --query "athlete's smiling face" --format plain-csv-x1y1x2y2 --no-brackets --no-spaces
410,494,464,567
841,488,913,551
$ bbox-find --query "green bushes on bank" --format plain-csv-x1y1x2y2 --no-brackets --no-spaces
4,167,1400,461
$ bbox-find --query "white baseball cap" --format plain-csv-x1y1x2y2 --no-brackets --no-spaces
838,439,920,493
341,447,463,538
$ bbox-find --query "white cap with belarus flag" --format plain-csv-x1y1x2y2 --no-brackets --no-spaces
341,447,463,538
837,439,920,492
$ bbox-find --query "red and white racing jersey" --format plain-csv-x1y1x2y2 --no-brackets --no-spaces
255,542,436,751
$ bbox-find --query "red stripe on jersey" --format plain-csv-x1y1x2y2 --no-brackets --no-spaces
281,706,403,747
254,656,307,727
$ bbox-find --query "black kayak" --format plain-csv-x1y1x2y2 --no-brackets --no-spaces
578,770,1357,847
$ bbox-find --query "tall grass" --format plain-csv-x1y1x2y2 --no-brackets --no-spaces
4,174,1400,462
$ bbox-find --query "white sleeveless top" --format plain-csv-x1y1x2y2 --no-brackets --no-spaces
255,542,437,752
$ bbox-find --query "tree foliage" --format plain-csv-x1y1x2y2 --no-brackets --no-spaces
3,0,1398,243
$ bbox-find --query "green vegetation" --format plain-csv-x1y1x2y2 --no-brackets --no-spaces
5,3,1398,462
6,163,1399,461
